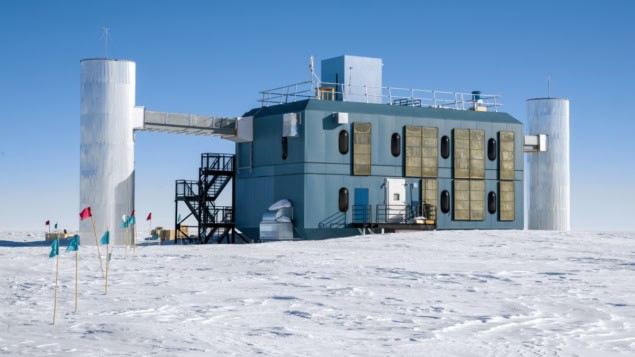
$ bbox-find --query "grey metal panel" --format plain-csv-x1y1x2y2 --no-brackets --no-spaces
143,111,236,136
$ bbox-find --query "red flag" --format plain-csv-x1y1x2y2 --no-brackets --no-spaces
45,220,50,226
130,209,135,217
146,212,152,221
79,207,92,220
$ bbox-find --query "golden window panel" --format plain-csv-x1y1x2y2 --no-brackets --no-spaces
469,180,485,221
421,127,438,178
469,130,485,179
499,131,515,181
453,180,470,221
405,126,422,177
353,122,372,176
453,129,470,179
499,181,515,221
421,178,437,221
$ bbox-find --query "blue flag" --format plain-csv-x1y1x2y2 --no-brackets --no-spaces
100,231,110,245
122,220,129,229
49,239,59,258
66,235,80,252
54,222,58,229
127,216,136,225
177,213,182,224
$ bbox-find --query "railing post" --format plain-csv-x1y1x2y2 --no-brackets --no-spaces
494,97,498,112
388,87,392,104
433,91,437,107
364,85,368,103
410,88,414,103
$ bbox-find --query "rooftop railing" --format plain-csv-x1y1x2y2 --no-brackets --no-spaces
258,80,502,112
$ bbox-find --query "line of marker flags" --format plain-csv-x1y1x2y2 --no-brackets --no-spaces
48,207,153,325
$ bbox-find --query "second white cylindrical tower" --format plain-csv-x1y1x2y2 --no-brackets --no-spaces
527,98,570,231
80,59,136,245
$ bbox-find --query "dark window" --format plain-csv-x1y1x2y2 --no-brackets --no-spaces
391,133,401,157
488,138,497,161
441,135,450,159
339,187,349,212
339,130,349,154
281,137,288,160
488,191,497,214
441,190,450,213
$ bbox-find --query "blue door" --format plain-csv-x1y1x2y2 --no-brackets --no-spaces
354,188,370,223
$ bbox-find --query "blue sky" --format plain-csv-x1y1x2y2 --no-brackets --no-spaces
0,1,633,231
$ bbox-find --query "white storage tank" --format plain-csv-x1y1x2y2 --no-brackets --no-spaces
80,59,136,245
527,98,570,231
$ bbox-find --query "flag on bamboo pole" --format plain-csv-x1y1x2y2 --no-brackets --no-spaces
130,209,135,218
49,239,59,258
45,220,50,226
177,213,181,223
80,207,92,220
66,235,80,252
100,231,110,245
54,222,58,230
127,215,136,225
146,212,152,221
122,220,129,229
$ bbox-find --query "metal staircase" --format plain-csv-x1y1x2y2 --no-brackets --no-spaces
175,153,248,244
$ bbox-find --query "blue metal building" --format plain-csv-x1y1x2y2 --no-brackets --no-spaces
234,56,523,240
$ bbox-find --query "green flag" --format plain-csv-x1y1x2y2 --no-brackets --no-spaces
49,239,59,258
66,235,80,252
127,215,136,225
100,231,110,245
177,213,182,224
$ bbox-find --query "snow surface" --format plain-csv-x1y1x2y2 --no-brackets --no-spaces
1,230,634,356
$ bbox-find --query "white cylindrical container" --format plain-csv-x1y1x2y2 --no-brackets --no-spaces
527,98,570,231
80,59,136,245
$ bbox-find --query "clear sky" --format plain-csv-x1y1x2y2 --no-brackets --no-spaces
0,1,633,231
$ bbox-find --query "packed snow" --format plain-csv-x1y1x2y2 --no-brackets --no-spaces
0,230,634,356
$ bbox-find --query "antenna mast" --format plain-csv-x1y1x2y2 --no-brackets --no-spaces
547,75,551,98
101,27,111,59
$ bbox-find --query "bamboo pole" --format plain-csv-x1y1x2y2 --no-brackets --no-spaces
52,240,59,325
74,248,78,312
91,217,105,278
124,225,129,260
104,243,109,294
133,223,137,254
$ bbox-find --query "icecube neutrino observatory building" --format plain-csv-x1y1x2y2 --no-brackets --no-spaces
79,55,570,244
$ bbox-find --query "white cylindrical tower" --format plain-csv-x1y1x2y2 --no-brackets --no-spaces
80,59,136,245
527,98,570,231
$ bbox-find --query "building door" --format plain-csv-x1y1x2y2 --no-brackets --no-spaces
354,188,370,224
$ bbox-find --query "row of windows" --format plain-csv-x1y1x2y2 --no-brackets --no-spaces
334,129,499,161
338,188,504,216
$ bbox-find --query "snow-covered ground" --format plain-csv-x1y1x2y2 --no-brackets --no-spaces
0,230,634,356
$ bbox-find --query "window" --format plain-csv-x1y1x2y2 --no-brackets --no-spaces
281,137,288,160
488,191,497,214
393,193,400,201
488,138,497,161
353,122,371,176
391,133,401,157
441,190,450,213
440,135,450,159
339,130,349,154
339,187,349,212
